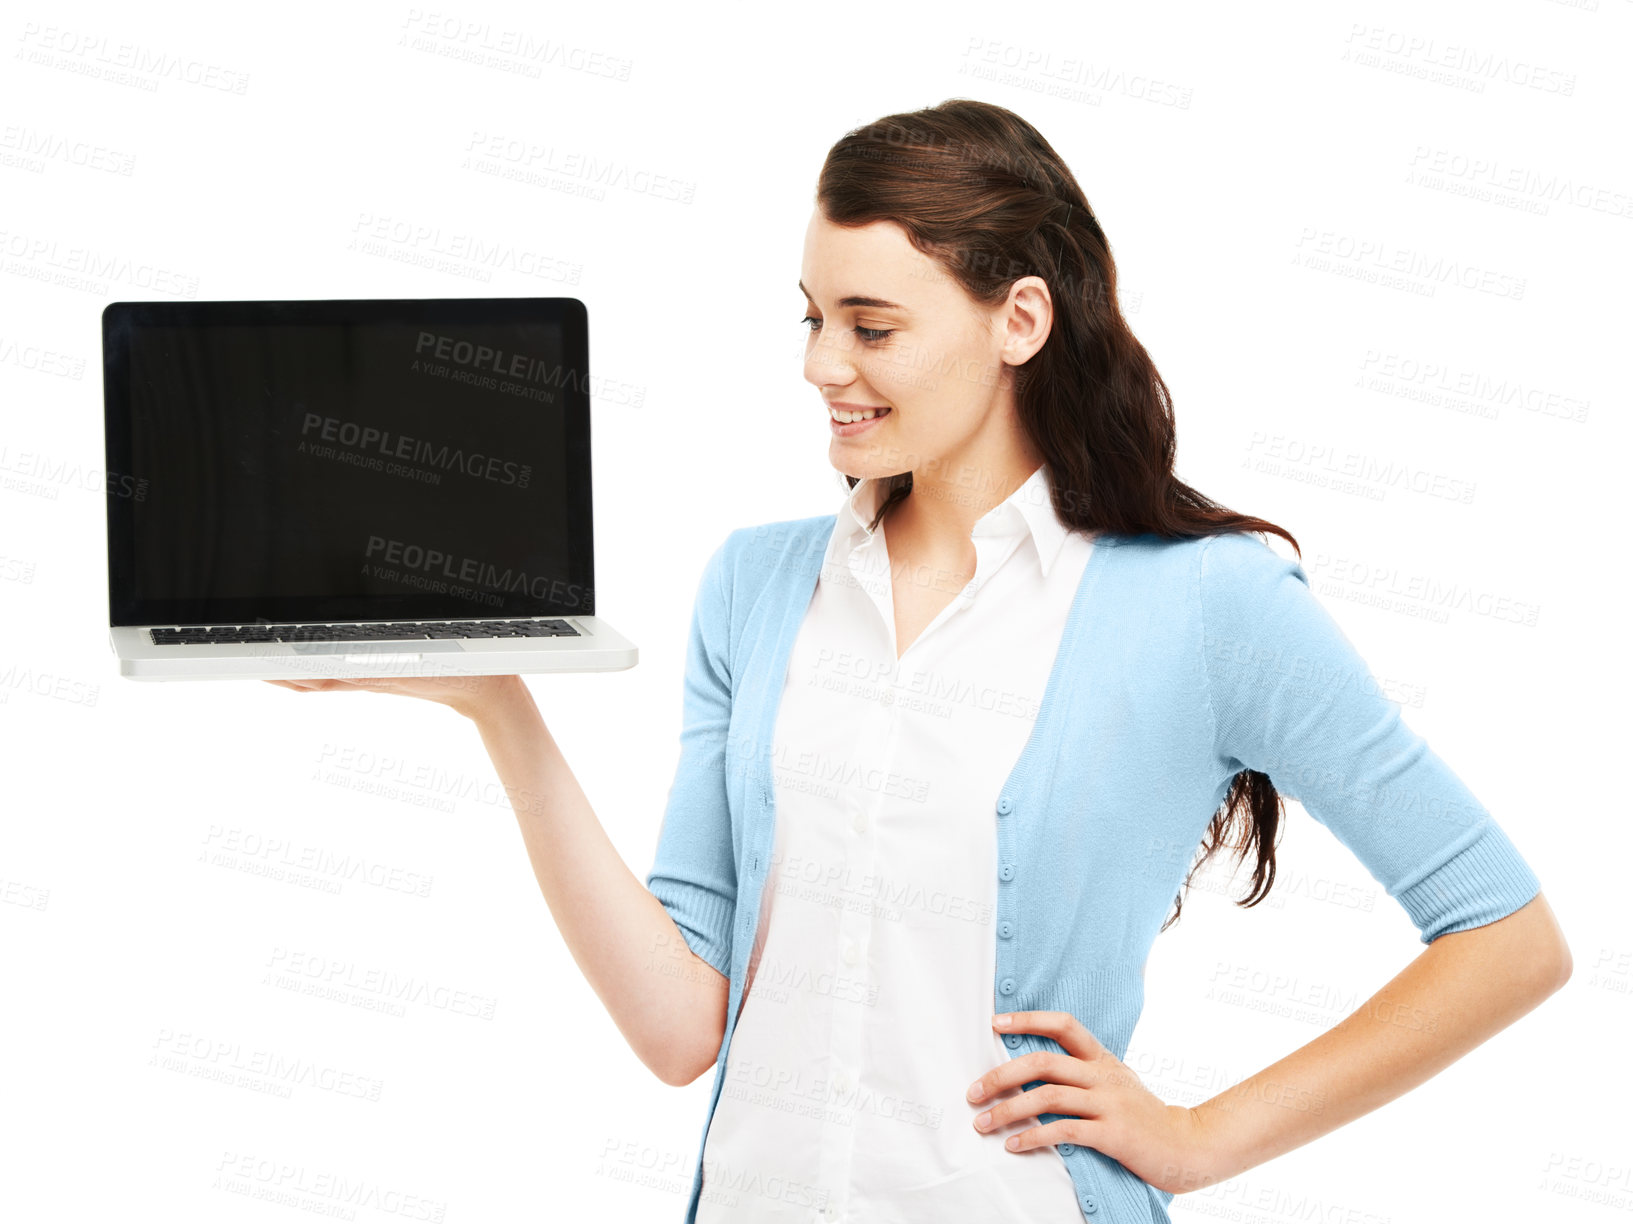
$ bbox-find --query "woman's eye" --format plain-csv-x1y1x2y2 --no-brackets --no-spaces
799,315,893,343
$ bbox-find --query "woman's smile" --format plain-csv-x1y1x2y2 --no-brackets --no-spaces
827,401,893,436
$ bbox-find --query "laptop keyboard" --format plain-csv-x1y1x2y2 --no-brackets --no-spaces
149,619,582,645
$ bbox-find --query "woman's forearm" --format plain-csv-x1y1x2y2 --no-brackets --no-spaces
460,676,728,1086
1181,893,1571,1190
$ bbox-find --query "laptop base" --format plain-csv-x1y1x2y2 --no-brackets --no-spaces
109,616,636,681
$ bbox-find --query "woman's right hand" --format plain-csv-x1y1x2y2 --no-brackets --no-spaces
261,671,522,720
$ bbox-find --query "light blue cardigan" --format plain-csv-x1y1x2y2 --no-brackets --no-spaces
647,516,1542,1224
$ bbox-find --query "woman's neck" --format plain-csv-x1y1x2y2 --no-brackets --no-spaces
884,449,1045,570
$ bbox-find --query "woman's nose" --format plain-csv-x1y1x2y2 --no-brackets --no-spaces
803,329,860,388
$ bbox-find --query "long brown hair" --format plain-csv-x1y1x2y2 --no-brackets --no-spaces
816,98,1300,931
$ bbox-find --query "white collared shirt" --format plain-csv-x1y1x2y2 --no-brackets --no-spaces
697,462,1096,1223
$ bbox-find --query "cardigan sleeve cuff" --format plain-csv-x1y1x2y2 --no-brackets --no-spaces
647,875,736,979
1390,815,1542,944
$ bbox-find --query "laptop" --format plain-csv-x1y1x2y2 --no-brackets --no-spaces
101,296,637,682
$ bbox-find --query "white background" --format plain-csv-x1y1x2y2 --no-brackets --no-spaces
2,0,1628,1220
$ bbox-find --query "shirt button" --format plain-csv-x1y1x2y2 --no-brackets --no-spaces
833,1071,851,1094
852,811,868,833
999,864,1015,882
1081,1194,1098,1213
996,796,1013,816
999,976,1015,995
842,941,860,966
880,689,893,707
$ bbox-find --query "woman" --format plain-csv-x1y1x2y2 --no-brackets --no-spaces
271,100,1570,1224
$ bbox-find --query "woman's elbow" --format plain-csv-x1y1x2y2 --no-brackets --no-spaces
661,1057,714,1088
1529,892,1573,995
649,985,728,1087
651,1041,717,1088
1545,927,1573,994
1507,890,1573,997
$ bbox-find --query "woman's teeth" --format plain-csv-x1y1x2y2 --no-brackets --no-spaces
831,406,890,423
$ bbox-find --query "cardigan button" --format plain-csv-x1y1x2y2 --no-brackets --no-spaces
999,976,1015,995
1059,1143,1076,1155
1004,1033,1022,1049
996,796,1013,815
1080,1194,1098,1213
998,921,1013,939
999,864,1015,882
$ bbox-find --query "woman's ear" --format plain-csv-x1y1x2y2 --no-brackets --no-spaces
1000,277,1055,367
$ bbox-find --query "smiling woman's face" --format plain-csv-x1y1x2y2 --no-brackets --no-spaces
800,210,1048,487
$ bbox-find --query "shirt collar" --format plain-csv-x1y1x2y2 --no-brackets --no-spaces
830,462,1072,578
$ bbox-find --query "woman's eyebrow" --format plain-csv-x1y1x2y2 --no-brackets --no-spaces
797,279,907,311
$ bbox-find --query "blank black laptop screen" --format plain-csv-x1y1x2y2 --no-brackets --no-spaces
103,298,594,627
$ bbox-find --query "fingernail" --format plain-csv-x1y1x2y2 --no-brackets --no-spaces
974,1111,991,1130
967,1080,984,1101
994,1014,1011,1028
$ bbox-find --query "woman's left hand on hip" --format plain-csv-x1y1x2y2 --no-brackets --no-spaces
966,1010,1211,1195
